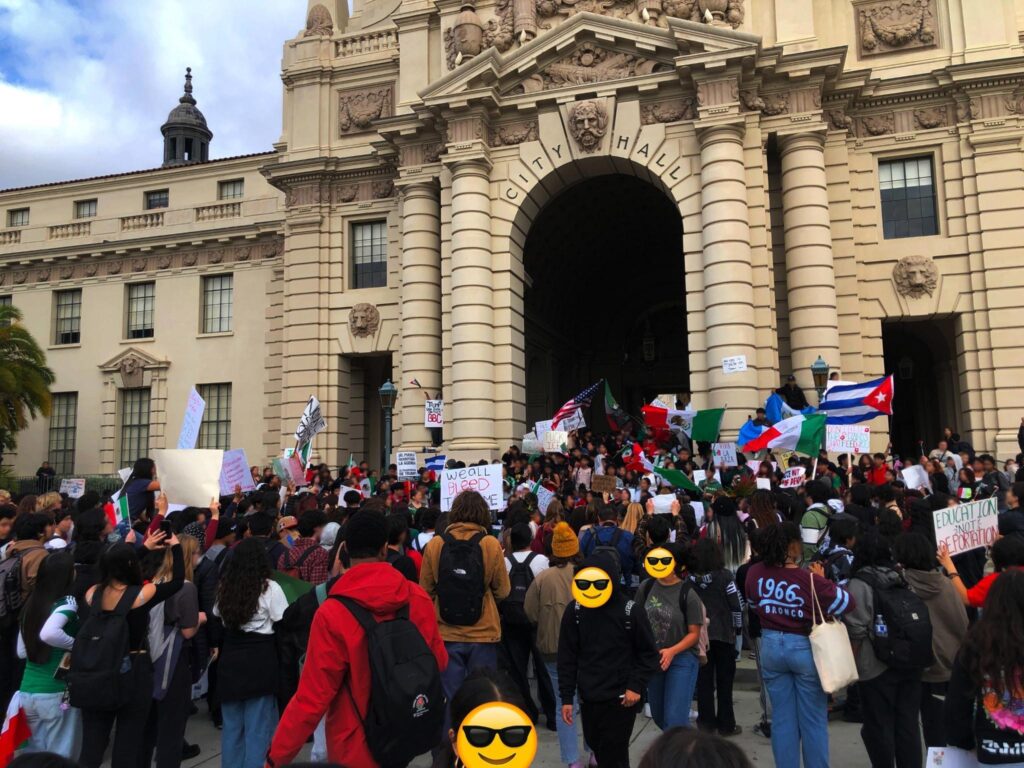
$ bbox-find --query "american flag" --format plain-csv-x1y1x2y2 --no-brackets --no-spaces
551,380,603,428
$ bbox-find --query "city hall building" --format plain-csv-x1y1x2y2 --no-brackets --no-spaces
3,0,1024,476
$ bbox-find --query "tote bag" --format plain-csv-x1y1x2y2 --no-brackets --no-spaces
808,573,859,694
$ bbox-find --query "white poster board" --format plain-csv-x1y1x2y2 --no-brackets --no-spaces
826,425,871,455
536,485,555,514
543,430,569,454
440,464,505,512
693,469,707,484
756,478,772,490
424,400,444,428
925,747,978,768
780,466,806,488
559,409,586,432
59,478,86,499
932,497,999,556
711,442,738,467
219,449,256,496
396,451,419,480
177,387,206,450
522,432,543,455
690,501,705,527
154,449,224,508
721,355,747,374
534,419,554,441
901,464,931,491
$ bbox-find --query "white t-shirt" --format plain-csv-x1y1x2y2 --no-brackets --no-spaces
214,579,288,635
505,550,549,579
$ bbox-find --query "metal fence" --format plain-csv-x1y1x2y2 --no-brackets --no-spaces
1,474,123,498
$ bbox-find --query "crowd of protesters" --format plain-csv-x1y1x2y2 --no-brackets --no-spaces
0,404,1023,768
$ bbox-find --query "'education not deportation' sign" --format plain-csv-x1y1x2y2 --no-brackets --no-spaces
932,497,998,556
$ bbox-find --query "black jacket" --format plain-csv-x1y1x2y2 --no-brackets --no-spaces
556,554,660,705
946,646,1024,764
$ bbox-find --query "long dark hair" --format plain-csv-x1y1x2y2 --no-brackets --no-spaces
96,543,143,594
130,458,155,481
21,552,75,664
638,726,754,768
216,537,272,631
964,569,1024,699
705,497,747,570
746,490,778,531
758,522,801,567
432,668,526,768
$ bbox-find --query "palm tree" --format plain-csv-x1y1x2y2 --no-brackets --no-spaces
0,304,55,465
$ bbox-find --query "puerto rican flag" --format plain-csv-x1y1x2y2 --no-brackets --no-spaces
818,375,895,425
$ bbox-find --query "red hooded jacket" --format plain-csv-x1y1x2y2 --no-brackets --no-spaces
265,562,448,768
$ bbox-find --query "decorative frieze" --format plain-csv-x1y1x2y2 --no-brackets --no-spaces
640,98,698,124
859,112,895,136
512,44,667,93
913,106,947,129
856,0,937,57
338,85,393,135
489,121,539,146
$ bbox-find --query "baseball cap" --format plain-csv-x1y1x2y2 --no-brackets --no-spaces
277,515,299,533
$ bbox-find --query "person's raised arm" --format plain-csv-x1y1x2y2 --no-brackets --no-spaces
204,497,221,551
937,544,970,606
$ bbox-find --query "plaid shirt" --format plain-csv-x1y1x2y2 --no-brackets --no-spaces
277,537,331,584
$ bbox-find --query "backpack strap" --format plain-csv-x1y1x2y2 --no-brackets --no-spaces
610,528,623,548
522,552,537,570
94,584,141,616
636,578,653,606
288,545,319,571
467,531,487,546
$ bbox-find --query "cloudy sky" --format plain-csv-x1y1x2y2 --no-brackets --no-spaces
0,0,303,190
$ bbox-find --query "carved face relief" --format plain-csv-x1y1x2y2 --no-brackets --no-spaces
568,101,608,153
893,255,938,298
349,303,381,338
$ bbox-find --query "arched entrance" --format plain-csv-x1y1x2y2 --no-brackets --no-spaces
522,173,687,427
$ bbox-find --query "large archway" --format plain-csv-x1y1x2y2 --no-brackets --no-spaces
523,173,687,427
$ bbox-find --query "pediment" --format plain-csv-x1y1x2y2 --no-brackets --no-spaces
98,347,170,374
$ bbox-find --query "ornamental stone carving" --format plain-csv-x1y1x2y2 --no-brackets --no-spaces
183,251,198,267
568,100,608,153
59,265,74,280
304,4,334,36
120,355,145,388
208,249,224,264
84,262,99,277
857,0,936,56
860,113,894,136
827,109,855,131
338,86,393,135
372,180,395,199
513,44,666,93
35,268,50,283
489,121,539,146
739,90,765,112
640,98,698,124
760,92,789,116
913,106,947,129
893,255,938,298
107,261,122,275
349,303,381,338
132,258,147,272
13,272,26,285
333,184,359,204
956,98,979,122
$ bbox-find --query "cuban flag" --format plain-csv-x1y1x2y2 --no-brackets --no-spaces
425,455,446,472
818,375,895,425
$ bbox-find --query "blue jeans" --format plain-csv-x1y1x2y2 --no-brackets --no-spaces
760,630,829,768
441,642,498,742
545,660,581,764
648,651,700,730
20,691,81,760
221,695,278,768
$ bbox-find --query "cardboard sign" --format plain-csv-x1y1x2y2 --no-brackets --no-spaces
559,409,586,432
826,425,871,455
536,485,555,514
522,433,543,455
721,355,747,374
776,450,796,468
59,478,86,499
396,451,419,480
543,430,569,454
534,420,554,441
780,466,806,488
933,497,999,556
756,478,772,490
219,449,256,496
591,474,617,494
294,395,327,445
902,464,931,491
711,442,738,467
424,400,444,427
441,464,505,512
177,387,206,450
153,449,224,508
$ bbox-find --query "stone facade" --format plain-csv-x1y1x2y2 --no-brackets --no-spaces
4,0,1024,472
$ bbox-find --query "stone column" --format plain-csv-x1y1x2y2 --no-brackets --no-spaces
447,156,498,452
398,178,443,450
778,131,841,395
698,122,760,431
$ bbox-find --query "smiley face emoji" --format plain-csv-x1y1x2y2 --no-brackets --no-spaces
644,547,676,579
456,702,537,768
572,566,614,608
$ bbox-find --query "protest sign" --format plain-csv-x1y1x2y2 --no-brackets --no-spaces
776,450,795,468
396,451,418,480
59,478,86,499
712,442,738,467
591,474,617,494
154,449,223,508
721,355,747,374
690,502,705,527
559,409,586,432
932,497,998,556
219,449,256,496
117,467,132,483
177,387,206,450
926,747,978,768
424,400,444,428
693,469,707,485
756,478,772,490
534,419,553,441
536,485,555,514
780,466,806,488
522,432,543,455
543,430,569,454
294,396,327,445
902,464,931,491
271,457,290,481
826,425,871,455
441,464,504,512
286,454,308,486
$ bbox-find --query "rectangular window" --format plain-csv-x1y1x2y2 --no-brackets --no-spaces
352,220,388,289
145,189,169,210
54,289,82,345
119,388,151,467
74,199,97,219
126,282,155,339
197,383,232,450
880,156,939,239
201,274,233,333
7,208,29,227
0,295,10,328
218,179,244,200
48,393,78,475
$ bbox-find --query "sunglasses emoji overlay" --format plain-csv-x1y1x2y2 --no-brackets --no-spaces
644,547,676,579
572,566,614,608
457,702,538,768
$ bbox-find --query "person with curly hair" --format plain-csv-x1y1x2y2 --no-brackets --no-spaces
213,537,288,768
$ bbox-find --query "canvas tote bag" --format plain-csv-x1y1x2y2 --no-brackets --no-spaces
808,572,859,693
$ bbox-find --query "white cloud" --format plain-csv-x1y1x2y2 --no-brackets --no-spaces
0,0,301,189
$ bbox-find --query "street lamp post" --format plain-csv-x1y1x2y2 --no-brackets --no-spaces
810,355,830,403
378,379,398,473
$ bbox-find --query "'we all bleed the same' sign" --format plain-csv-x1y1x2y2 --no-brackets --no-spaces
440,464,505,512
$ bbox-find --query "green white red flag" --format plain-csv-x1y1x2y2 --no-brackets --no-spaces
741,412,827,456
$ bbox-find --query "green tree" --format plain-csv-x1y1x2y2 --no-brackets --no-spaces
0,304,55,465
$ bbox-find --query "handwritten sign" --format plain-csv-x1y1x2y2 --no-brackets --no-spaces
219,449,256,496
396,451,419,480
932,497,998,556
780,466,807,488
441,464,505,512
59,478,86,499
534,420,554,441
591,474,617,494
177,387,206,450
424,400,444,427
711,442,738,467
286,454,308,487
826,425,871,455
536,485,555,514
559,409,586,432
294,395,327,445
543,430,569,454
154,449,224,508
721,355,748,374
522,433,543,455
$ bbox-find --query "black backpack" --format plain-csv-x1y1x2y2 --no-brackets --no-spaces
333,596,445,766
500,553,537,626
860,570,934,670
435,532,486,626
68,586,142,711
585,527,623,573
0,549,26,630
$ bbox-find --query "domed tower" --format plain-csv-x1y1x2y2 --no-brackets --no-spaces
160,68,212,167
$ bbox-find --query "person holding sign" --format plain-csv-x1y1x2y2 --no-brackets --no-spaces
939,536,1024,609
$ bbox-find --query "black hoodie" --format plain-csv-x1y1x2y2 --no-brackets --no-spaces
556,553,660,705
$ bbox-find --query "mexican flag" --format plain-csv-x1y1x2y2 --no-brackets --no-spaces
652,466,701,494
642,406,725,442
604,381,631,431
625,446,654,474
741,413,827,456
0,692,31,764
